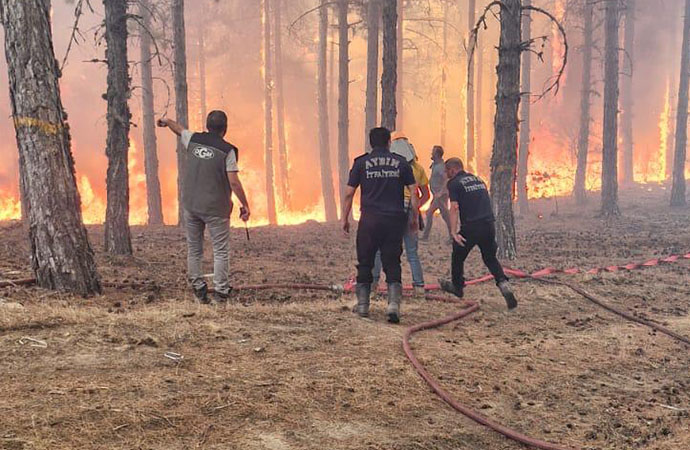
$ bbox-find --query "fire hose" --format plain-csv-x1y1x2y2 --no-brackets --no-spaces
1,253,689,450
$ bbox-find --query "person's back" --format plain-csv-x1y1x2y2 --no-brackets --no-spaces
350,147,412,217
447,170,494,225
429,158,447,196
182,131,238,218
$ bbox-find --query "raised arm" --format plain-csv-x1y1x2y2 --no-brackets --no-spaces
157,118,184,136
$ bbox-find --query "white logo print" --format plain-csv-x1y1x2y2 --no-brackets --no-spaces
193,146,214,160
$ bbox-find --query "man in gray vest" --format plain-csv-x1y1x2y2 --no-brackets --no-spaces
158,111,250,303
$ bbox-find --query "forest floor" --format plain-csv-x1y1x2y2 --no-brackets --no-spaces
1,184,689,450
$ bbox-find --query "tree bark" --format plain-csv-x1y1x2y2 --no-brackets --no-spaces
440,2,448,147
262,0,277,224
574,0,593,205
667,1,680,180
671,0,690,207
601,0,620,217
620,0,635,186
198,21,207,127
466,0,476,168
274,0,290,207
517,0,531,214
1,0,101,295
173,0,189,226
490,0,521,260
318,0,338,221
140,0,164,225
381,0,398,131
396,0,403,129
364,0,380,151
103,0,133,254
476,29,484,177
337,0,350,217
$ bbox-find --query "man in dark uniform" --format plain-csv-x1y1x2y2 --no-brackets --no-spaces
158,111,250,304
438,157,517,310
342,127,418,323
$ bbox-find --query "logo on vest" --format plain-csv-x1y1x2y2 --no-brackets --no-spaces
193,146,214,160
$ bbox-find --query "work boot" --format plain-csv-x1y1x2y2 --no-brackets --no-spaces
193,284,210,304
439,279,463,298
354,283,371,317
386,282,403,323
413,285,426,299
212,291,229,304
498,281,518,310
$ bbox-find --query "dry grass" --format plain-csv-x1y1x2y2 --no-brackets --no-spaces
1,185,689,449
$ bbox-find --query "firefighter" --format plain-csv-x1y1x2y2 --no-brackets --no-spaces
342,127,418,323
438,157,517,310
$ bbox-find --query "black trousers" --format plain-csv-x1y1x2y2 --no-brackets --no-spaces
356,212,407,284
451,220,508,287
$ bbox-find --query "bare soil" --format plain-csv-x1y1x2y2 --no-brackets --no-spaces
1,185,689,450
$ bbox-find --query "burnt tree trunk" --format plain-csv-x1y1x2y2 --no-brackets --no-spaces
262,0,277,224
103,0,132,254
620,0,635,186
139,0,164,225
318,0,338,221
574,0,593,204
381,0,398,130
396,0,403,129
364,0,380,151
337,0,349,216
1,0,101,294
601,0,620,217
517,0,531,214
671,0,690,206
490,0,521,260
173,0,189,226
440,2,448,147
274,0,290,207
466,0,476,168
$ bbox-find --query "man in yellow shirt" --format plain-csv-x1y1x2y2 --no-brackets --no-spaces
372,133,430,296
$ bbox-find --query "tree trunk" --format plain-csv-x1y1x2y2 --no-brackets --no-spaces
337,0,349,217
0,0,101,295
396,0,403,129
364,0,380,151
274,0,290,207
476,29,484,177
574,0,593,205
262,0,277,224
620,0,635,186
601,0,620,217
667,2,680,181
381,0,397,130
517,0,531,214
198,22,207,127
173,0,189,226
490,0,521,260
318,0,338,221
103,0,132,255
466,0,476,168
140,0,164,225
440,2,448,147
671,0,690,207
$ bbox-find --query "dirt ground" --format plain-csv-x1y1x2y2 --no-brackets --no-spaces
1,184,689,450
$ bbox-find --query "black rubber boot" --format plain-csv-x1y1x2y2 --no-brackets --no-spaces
498,281,518,310
386,282,403,323
439,279,463,298
355,283,371,317
194,284,210,304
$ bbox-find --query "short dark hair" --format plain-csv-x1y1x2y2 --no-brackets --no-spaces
369,127,391,148
445,157,464,172
433,145,444,157
206,110,228,134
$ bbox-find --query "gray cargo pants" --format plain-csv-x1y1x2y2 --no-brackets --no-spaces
185,209,231,295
